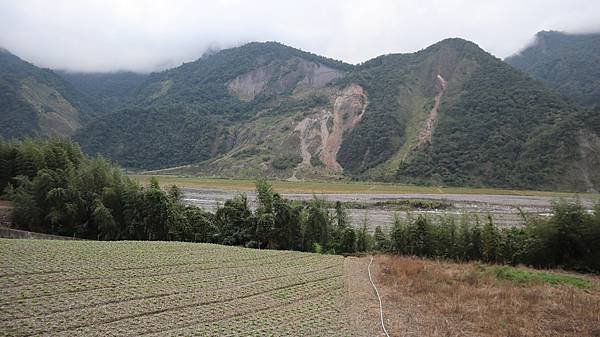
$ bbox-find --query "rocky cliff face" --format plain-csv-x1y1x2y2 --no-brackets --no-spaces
228,58,343,101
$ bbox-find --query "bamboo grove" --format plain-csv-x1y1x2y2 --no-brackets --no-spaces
1,137,599,272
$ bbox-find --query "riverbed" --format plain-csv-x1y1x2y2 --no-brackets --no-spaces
183,188,596,232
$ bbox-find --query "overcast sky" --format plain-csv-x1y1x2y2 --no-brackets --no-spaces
1,0,599,73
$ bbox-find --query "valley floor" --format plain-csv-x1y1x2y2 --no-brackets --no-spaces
183,187,595,231
1,239,599,336
132,175,599,231
129,175,599,197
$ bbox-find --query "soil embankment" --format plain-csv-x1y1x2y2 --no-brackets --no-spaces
0,227,82,240
0,200,13,228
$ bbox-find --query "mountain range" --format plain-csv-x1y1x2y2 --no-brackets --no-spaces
1,31,599,191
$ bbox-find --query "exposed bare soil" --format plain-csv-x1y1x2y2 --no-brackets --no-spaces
293,84,367,174
415,74,447,148
227,58,343,101
344,256,388,336
320,84,367,172
20,77,80,136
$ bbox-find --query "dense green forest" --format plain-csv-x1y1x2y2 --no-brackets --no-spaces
58,71,147,115
396,46,586,189
337,38,481,174
506,31,600,107
2,138,599,272
73,105,234,168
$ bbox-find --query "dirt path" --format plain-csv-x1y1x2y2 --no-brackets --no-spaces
344,256,389,336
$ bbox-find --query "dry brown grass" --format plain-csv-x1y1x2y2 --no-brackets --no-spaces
376,256,600,337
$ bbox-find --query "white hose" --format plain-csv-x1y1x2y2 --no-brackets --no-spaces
368,256,390,337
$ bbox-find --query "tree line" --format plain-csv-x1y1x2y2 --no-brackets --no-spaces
2,137,599,273
384,204,600,273
0,137,360,252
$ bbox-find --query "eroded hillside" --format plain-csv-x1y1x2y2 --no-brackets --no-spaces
71,40,600,191
0,50,91,138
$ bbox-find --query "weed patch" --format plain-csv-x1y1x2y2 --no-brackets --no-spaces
488,265,591,288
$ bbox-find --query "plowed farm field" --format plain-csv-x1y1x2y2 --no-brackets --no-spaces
3,239,598,336
0,239,353,337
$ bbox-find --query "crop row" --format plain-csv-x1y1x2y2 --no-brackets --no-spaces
1,253,330,301
0,239,348,337
1,240,305,277
11,274,344,337
147,284,351,337
1,257,338,320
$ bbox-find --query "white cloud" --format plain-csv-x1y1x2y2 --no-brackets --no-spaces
0,0,598,72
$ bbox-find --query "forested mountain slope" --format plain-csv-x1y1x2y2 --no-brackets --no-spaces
330,38,594,191
0,49,92,138
75,42,354,169
3,39,597,191
58,71,147,115
505,31,600,107
384,39,590,190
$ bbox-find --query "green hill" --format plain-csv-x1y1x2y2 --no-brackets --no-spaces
3,39,598,191
335,38,596,191
0,49,92,138
75,42,352,169
386,39,591,190
338,38,484,176
74,40,599,191
505,31,600,107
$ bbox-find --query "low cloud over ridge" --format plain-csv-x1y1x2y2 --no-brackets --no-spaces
1,0,599,73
